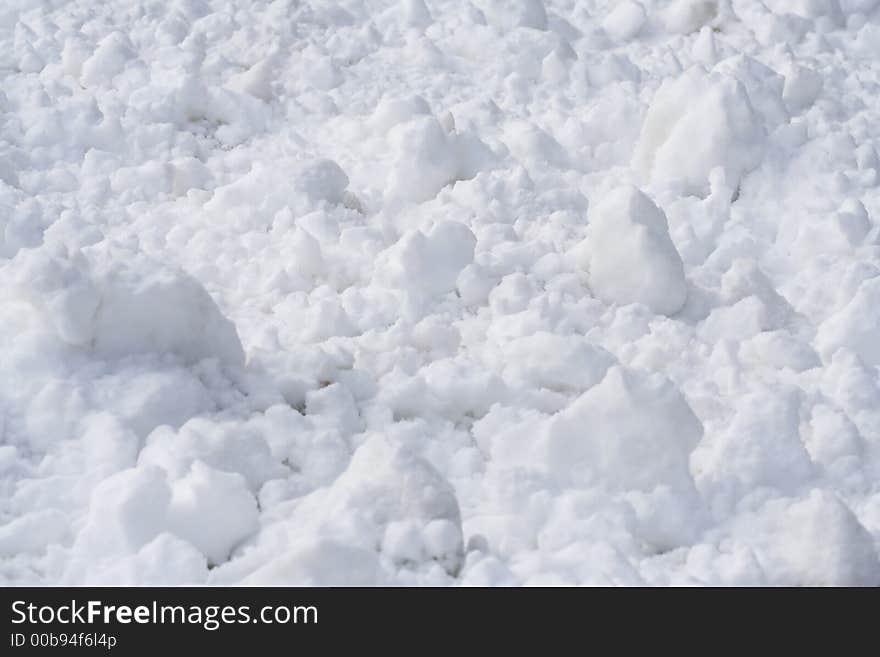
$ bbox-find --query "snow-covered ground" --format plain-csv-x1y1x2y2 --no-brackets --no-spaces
2,0,880,586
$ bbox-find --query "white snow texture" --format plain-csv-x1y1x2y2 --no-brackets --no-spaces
2,0,880,586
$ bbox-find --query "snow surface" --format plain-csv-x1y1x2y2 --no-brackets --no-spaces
2,0,880,586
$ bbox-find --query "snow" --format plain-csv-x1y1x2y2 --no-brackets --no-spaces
581,185,687,315
2,0,880,587
167,461,259,566
632,66,769,197
602,2,648,42
661,0,719,35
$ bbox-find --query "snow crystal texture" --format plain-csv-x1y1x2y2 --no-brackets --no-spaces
2,0,880,586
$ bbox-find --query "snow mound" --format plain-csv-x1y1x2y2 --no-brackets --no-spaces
582,186,687,316
733,490,880,586
501,332,615,392
5,0,880,587
815,276,880,366
633,67,767,196
375,221,477,298
602,2,647,42
209,437,465,585
168,461,259,565
546,366,703,492
476,0,548,31
661,0,719,35
10,244,245,367
385,116,495,206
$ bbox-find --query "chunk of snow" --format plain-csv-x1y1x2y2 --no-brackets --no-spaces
583,186,687,316
168,461,259,565
633,67,766,197
816,276,880,366
661,0,718,35
544,366,703,492
602,1,647,41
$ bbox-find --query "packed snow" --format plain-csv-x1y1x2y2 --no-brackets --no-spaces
2,0,880,586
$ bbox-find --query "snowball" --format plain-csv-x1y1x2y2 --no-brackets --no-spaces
633,67,766,196
168,461,259,565
544,366,703,492
816,276,880,366
583,185,687,316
